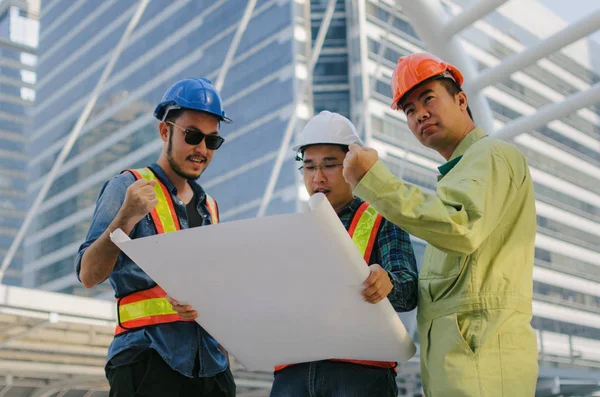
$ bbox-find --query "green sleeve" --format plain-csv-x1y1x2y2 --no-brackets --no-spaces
354,147,521,255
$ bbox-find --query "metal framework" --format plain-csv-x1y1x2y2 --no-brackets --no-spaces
396,0,600,144
256,110,298,217
0,285,274,396
466,9,600,94
215,0,258,91
496,81,600,140
0,285,114,396
310,0,337,70
440,0,510,37
256,0,336,217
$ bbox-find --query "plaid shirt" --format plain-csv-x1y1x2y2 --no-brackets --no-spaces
338,197,418,312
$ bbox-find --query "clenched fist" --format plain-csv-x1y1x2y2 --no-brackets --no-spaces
118,179,159,229
342,143,379,189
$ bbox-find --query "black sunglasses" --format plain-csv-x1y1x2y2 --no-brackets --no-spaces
167,121,225,150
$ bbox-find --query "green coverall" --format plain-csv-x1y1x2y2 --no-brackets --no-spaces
354,127,538,396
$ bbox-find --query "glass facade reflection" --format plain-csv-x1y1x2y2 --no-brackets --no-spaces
26,0,312,297
0,1,37,286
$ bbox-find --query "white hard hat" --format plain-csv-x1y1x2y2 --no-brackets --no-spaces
291,111,363,153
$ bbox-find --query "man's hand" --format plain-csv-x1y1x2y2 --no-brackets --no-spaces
343,144,379,189
362,264,393,304
166,295,198,321
117,179,159,230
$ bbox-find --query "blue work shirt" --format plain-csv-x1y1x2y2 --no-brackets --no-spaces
75,163,227,378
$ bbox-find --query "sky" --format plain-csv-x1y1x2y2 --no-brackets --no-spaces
540,0,600,43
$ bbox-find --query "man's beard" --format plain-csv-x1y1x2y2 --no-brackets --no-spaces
166,130,203,180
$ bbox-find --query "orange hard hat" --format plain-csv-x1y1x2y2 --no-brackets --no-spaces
391,53,464,110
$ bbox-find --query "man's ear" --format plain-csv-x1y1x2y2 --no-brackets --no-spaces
457,91,469,111
158,121,170,142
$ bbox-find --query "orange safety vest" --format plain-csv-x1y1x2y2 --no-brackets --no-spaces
114,167,218,335
275,202,396,372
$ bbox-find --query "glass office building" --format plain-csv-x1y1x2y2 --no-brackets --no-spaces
0,0,37,286
26,0,312,297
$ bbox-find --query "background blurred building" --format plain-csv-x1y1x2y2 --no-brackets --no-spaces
5,0,599,395
24,0,313,298
0,0,37,286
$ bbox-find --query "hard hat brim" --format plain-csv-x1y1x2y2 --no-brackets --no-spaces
291,140,363,154
154,103,233,123
392,72,461,110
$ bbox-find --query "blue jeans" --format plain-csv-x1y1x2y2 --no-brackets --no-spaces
270,361,398,397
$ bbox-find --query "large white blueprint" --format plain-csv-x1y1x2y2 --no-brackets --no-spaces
110,193,416,371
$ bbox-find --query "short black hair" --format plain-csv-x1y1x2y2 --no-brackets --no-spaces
163,108,221,128
295,144,349,161
164,108,185,124
439,79,474,122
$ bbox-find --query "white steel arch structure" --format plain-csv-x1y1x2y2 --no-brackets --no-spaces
396,0,600,139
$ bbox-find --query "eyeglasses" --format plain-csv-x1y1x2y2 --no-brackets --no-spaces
298,163,343,175
167,121,225,150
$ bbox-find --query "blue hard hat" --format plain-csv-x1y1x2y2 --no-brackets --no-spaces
154,78,232,123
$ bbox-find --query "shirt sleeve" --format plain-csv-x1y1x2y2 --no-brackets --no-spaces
74,173,133,281
354,145,523,256
374,218,418,312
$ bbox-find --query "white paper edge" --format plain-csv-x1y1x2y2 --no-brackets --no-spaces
110,228,131,244
308,192,327,211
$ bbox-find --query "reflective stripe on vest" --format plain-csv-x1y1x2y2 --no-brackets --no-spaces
115,167,218,335
275,202,396,371
115,285,183,335
348,201,383,262
205,194,219,224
